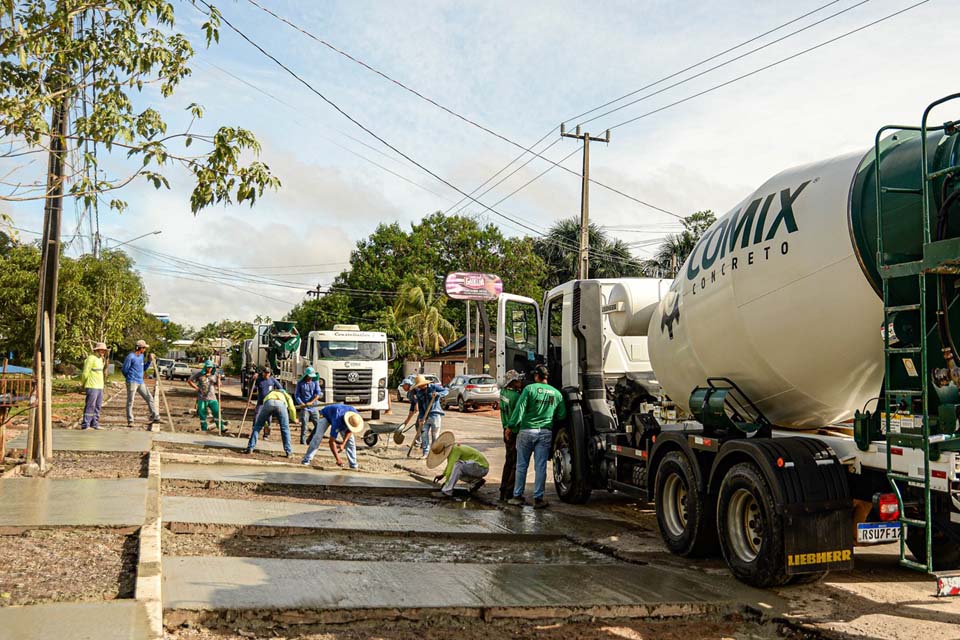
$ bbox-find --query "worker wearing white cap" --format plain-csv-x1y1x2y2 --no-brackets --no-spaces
80,342,109,430
121,339,160,428
428,430,489,497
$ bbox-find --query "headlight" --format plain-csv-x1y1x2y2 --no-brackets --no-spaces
378,377,387,388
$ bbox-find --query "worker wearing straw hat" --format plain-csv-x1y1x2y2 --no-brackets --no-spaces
400,374,448,459
301,403,365,469
80,342,109,430
428,430,489,498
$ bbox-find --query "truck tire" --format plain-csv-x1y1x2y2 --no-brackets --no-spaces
654,451,717,557
371,410,381,420
717,462,791,588
553,425,592,504
362,431,379,448
906,521,960,570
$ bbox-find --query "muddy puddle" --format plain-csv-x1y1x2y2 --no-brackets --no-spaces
162,529,612,564
162,479,491,510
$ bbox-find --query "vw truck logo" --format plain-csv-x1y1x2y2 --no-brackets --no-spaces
347,372,359,383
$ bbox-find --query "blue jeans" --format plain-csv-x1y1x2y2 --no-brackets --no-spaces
421,414,441,455
82,388,103,428
247,400,292,454
513,428,552,500
302,418,357,468
299,407,320,444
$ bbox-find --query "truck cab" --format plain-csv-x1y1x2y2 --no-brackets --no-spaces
280,325,394,420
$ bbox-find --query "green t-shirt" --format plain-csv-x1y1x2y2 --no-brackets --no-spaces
506,382,567,431
499,387,521,431
441,444,489,482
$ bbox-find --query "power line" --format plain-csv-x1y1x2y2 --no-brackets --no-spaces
577,0,873,128
561,0,844,126
240,0,678,218
606,0,932,132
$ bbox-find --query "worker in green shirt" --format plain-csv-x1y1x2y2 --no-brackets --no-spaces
507,364,566,509
428,430,489,498
80,342,108,430
498,369,523,502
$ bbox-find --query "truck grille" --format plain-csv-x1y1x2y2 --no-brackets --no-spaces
332,369,372,404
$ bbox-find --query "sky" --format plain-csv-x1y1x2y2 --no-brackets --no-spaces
2,0,955,327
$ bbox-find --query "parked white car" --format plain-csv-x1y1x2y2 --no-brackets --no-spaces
165,361,193,381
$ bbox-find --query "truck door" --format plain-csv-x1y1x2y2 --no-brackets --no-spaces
496,294,541,386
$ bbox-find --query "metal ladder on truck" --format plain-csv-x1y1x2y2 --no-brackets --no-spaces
875,93,960,573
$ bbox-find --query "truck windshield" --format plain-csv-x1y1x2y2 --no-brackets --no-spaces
316,341,386,361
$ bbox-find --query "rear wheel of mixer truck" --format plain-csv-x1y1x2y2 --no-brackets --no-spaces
716,462,792,588
654,450,718,557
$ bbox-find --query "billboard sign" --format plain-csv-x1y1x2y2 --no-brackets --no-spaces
445,272,503,301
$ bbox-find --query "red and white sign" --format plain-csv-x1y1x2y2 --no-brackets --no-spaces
445,272,503,301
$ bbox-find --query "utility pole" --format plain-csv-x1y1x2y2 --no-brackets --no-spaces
306,284,323,331
560,124,610,280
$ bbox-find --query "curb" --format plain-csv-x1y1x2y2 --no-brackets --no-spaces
135,451,163,640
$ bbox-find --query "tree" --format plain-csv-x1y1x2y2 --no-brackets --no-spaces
0,1,279,214
393,275,456,369
645,210,716,277
533,218,646,288
186,319,254,374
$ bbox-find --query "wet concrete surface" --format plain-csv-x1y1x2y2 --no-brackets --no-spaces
7,427,154,452
0,478,147,527
162,496,560,537
0,600,152,640
155,431,308,454
162,557,735,615
162,461,431,491
162,529,614,564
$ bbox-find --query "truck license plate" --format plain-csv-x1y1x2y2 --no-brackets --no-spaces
345,395,361,403
857,522,901,543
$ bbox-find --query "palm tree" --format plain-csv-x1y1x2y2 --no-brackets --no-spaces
644,210,715,277
393,275,457,370
533,218,645,288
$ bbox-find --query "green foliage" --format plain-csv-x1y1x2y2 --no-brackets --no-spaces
0,0,279,212
533,218,646,289
393,275,456,364
645,210,716,277
187,319,254,374
284,212,548,361
0,242,158,364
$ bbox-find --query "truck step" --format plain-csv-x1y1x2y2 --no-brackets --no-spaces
899,516,928,527
885,389,923,396
880,186,924,194
886,303,922,312
887,472,928,484
900,557,931,572
885,346,923,354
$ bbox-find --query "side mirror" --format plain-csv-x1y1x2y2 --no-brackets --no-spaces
388,341,397,362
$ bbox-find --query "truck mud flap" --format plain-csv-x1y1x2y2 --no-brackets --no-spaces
784,503,854,575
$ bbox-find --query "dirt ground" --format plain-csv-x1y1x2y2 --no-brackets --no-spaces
161,529,611,564
165,613,794,640
0,528,137,606
42,450,147,479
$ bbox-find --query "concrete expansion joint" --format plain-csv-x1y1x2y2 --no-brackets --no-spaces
136,450,163,640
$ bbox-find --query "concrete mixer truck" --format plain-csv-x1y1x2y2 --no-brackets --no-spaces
495,94,960,590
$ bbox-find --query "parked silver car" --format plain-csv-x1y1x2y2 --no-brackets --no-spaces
165,361,193,381
442,374,499,412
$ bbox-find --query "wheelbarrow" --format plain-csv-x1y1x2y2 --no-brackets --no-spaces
361,420,419,448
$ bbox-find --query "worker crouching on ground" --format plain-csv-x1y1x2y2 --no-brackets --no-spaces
188,360,225,432
80,342,108,430
498,369,523,501
301,403,364,469
428,431,489,498
294,366,322,445
245,385,296,457
508,364,566,509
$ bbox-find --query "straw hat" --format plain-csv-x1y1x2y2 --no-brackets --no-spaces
426,430,455,469
412,374,431,389
344,411,364,434
93,342,108,353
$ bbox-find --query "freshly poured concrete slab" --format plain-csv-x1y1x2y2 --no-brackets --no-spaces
163,496,559,537
0,600,151,640
0,478,146,527
155,431,307,454
163,557,731,614
163,461,431,491
6,427,153,452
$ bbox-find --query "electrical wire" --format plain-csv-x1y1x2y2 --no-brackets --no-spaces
605,0,932,132
239,0,678,218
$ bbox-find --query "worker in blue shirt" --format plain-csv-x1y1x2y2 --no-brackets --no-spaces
250,367,283,438
400,375,448,459
121,339,160,428
294,367,323,445
301,403,365,469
